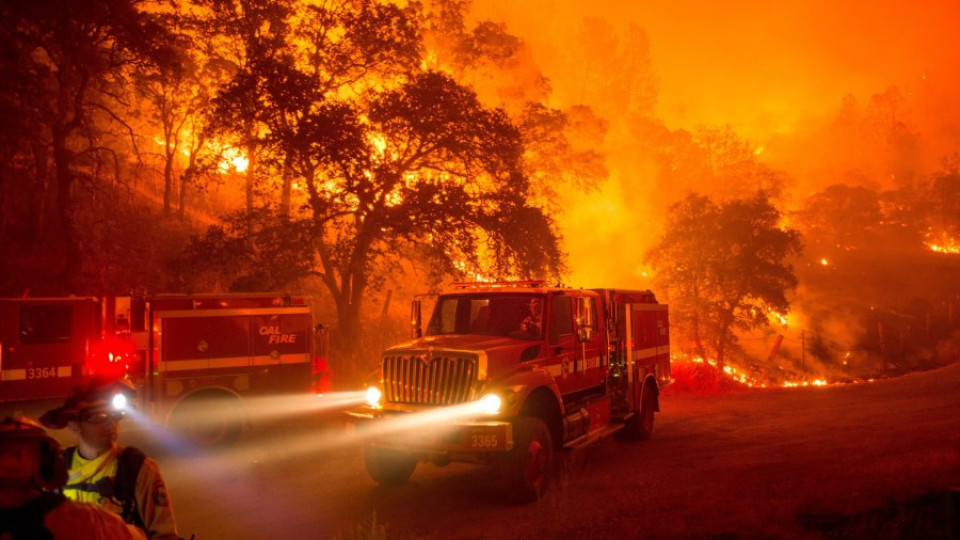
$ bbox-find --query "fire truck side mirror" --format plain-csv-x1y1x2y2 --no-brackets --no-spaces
411,300,422,339
576,297,596,342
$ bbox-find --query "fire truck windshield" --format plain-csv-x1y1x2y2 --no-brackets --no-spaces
426,294,546,341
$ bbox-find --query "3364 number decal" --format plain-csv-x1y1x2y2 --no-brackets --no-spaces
27,367,58,379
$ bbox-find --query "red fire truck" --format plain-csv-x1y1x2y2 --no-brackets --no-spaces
347,281,671,502
0,293,319,446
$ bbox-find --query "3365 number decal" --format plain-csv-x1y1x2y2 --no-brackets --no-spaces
470,433,500,449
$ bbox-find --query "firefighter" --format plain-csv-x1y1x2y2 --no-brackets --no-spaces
519,297,543,338
0,415,146,540
40,376,179,540
313,323,334,395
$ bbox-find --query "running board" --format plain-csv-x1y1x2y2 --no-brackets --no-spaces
563,423,624,450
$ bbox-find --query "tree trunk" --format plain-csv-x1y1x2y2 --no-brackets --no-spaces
178,167,193,221
24,141,51,243
52,130,80,284
245,139,256,218
0,166,5,241
280,155,293,218
332,281,365,386
163,145,175,215
691,310,707,359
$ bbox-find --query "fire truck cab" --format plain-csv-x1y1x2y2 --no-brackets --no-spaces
1,293,317,447
347,281,670,502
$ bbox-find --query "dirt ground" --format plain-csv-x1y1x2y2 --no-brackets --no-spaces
8,361,959,539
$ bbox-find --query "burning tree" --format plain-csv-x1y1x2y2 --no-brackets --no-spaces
171,1,562,357
646,192,802,369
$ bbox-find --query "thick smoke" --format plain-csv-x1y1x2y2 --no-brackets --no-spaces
465,0,960,380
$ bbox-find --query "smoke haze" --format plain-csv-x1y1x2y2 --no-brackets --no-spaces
475,0,960,140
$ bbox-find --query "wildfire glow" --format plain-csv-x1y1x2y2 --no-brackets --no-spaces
218,147,249,173
368,132,387,156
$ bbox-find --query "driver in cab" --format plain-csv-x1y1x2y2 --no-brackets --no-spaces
519,298,543,338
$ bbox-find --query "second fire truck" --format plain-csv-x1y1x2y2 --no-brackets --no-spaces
0,293,319,446
347,281,671,502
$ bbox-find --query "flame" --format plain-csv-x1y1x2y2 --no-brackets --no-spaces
671,353,874,389
928,237,960,254
218,146,249,173
368,132,387,156
452,256,494,283
768,309,789,328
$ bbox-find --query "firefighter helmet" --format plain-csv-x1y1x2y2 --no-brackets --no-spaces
0,416,69,490
40,375,136,429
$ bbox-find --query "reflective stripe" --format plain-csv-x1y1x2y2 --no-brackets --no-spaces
156,306,310,318
159,353,309,372
584,356,601,370
635,347,661,360
1,369,25,381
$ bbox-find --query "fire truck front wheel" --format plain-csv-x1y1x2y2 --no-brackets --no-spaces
501,416,553,503
363,445,418,486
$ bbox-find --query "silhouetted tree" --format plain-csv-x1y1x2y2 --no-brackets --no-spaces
795,184,883,256
134,8,228,218
646,192,801,368
198,0,296,215
866,86,923,187
170,205,316,292
0,0,177,285
297,71,562,352
933,153,960,236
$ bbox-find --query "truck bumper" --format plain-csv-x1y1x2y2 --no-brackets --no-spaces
345,408,514,453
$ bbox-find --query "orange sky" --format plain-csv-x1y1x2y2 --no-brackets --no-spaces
474,0,960,141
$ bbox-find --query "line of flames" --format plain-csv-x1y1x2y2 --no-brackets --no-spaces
673,353,876,389
925,233,960,254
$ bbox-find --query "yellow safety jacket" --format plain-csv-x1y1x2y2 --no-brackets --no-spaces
63,443,178,540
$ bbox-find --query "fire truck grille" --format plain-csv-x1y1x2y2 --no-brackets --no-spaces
382,354,478,405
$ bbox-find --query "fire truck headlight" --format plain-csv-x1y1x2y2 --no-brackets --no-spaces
365,386,382,408
111,393,128,411
477,393,502,415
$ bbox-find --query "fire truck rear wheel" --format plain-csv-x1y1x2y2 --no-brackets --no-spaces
617,384,656,442
501,416,553,503
363,445,418,486
171,395,243,448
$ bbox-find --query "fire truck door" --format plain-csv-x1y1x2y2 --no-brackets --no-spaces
629,304,670,389
546,293,577,395
548,293,604,396
574,294,605,391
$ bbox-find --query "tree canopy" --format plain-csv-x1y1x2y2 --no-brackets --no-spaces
164,0,564,353
646,192,802,367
